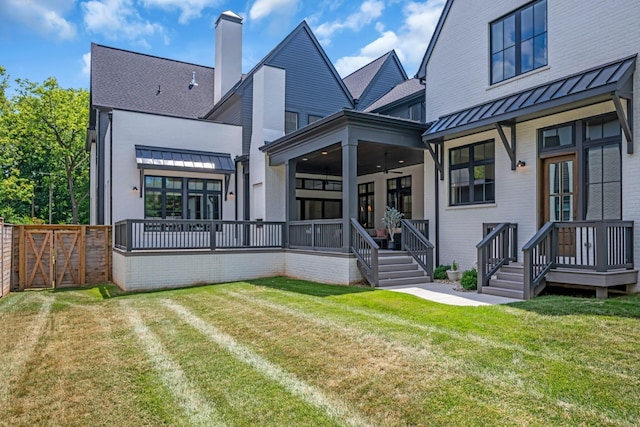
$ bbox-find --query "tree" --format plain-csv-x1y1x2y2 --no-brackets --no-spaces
6,77,89,223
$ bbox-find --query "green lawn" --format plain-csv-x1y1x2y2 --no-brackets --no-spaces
1,278,639,426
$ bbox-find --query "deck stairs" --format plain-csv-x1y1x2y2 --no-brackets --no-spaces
376,250,431,287
483,262,527,299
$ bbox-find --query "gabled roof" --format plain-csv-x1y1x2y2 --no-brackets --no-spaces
364,78,424,113
416,0,453,79
343,50,408,103
424,56,636,141
90,43,215,119
206,21,353,117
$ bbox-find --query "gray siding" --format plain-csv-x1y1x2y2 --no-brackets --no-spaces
214,97,242,126
241,82,254,155
357,60,406,111
269,28,353,128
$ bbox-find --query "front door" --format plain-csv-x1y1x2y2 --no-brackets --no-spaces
542,154,577,256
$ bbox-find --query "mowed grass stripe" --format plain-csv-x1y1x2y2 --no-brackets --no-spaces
231,285,638,381
0,293,26,313
163,300,374,427
0,294,52,408
122,302,227,427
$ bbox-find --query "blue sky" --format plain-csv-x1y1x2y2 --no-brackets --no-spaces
0,0,444,92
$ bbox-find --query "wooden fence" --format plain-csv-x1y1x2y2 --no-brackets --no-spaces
0,219,12,298
11,225,111,290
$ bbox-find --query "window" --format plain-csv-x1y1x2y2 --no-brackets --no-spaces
308,114,322,124
387,176,412,219
449,140,495,205
285,111,298,134
296,199,342,220
358,182,375,228
409,102,425,121
144,176,222,220
296,178,342,191
584,115,622,220
491,0,547,84
540,123,574,151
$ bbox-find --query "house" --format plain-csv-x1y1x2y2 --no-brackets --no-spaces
418,0,639,298
89,11,430,290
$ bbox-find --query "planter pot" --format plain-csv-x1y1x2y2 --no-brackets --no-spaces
446,270,460,281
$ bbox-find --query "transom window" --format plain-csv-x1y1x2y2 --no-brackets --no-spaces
145,176,222,220
449,140,495,205
540,123,574,151
491,0,547,84
296,178,342,191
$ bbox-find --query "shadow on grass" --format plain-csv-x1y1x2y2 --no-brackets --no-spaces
509,292,640,318
246,276,374,297
51,283,126,299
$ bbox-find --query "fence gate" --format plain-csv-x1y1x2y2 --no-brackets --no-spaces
16,225,110,290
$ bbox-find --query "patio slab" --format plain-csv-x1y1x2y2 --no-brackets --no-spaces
380,282,522,306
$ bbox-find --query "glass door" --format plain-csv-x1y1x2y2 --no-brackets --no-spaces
542,154,577,257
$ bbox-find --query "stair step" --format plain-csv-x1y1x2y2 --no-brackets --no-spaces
496,271,523,281
379,270,427,280
378,256,413,265
489,278,524,290
499,264,524,274
379,263,419,273
481,286,524,299
378,250,408,257
378,276,431,287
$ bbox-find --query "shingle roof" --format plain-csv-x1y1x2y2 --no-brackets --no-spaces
342,52,392,100
425,56,636,140
91,43,215,119
364,78,424,112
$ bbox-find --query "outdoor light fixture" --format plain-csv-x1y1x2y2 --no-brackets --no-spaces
517,160,526,168
132,186,139,192
321,151,328,155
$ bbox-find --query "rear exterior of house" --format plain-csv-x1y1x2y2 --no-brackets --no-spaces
419,0,639,297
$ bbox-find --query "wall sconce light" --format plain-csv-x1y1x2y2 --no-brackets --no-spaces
516,160,526,168
228,191,234,199
132,186,139,192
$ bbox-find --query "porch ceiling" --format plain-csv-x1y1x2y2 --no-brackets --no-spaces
295,142,424,176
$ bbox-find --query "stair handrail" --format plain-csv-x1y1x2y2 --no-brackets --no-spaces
476,222,512,293
522,221,556,300
401,219,434,280
350,218,379,286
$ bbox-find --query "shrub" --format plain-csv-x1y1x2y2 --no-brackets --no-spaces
433,264,451,280
460,268,477,290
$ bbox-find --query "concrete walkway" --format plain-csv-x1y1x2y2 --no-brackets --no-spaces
380,282,522,306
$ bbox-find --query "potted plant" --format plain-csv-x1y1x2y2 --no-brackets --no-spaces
381,206,404,250
446,260,460,281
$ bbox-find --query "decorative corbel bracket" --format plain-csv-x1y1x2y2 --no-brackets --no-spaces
424,138,444,180
612,92,633,154
495,122,516,170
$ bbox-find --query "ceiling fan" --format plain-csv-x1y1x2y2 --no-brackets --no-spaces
383,152,403,174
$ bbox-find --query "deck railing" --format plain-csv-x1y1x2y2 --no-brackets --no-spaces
476,223,517,292
401,219,434,279
351,218,379,286
114,219,284,251
288,219,343,251
406,219,429,240
522,220,634,299
483,222,518,262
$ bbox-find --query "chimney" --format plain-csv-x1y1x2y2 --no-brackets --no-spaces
214,11,243,104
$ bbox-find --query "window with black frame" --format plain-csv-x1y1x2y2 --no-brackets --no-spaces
387,176,412,219
491,0,547,85
144,176,222,220
358,182,375,228
285,111,299,134
449,140,495,205
584,115,622,220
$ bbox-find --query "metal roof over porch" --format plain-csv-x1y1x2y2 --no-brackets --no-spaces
424,55,636,142
135,145,235,174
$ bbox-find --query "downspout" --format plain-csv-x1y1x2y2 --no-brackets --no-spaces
234,159,239,220
108,111,113,225
434,146,440,266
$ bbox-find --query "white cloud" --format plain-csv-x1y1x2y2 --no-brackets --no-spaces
334,0,445,77
314,0,384,43
140,0,222,24
249,0,298,21
0,0,76,39
82,52,91,76
82,0,164,44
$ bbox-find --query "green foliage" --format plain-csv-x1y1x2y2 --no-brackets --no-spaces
381,206,404,239
451,260,458,271
433,264,451,280
0,72,89,223
460,268,478,290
